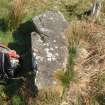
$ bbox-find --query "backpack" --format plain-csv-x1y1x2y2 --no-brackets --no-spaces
0,45,20,79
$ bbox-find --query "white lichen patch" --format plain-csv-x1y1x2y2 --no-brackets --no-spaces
33,52,44,62
49,17,54,20
43,43,50,47
46,43,50,47
33,52,36,57
55,53,59,56
55,46,58,49
43,43,47,46
36,56,44,62
40,28,49,32
53,40,56,43
52,57,56,61
44,48,57,61
32,52,38,70
43,14,47,17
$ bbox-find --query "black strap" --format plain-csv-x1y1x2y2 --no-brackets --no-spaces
1,53,8,78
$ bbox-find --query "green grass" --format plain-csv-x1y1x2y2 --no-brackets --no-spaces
58,0,92,21
25,0,54,18
0,31,13,45
0,0,97,32
11,95,26,105
0,0,10,19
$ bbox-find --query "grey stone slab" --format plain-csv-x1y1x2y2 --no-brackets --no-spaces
31,10,68,89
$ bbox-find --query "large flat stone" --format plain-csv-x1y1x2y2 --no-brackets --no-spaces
31,11,68,89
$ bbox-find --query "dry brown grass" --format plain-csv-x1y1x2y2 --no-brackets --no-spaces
9,0,27,30
65,21,82,48
64,21,105,105
31,87,62,105
81,70,105,105
65,21,105,54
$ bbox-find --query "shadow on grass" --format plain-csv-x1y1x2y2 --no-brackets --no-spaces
0,18,8,32
8,20,34,72
5,20,38,104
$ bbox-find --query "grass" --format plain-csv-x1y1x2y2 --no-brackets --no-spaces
32,87,62,105
11,95,26,105
0,85,8,105
0,31,13,46
8,0,27,30
0,0,84,92
63,19,105,104
58,0,92,21
27,0,54,16
0,0,10,19
0,0,105,105
84,71,105,105
0,1,32,104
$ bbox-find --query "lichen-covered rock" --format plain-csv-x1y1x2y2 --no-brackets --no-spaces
31,10,68,89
